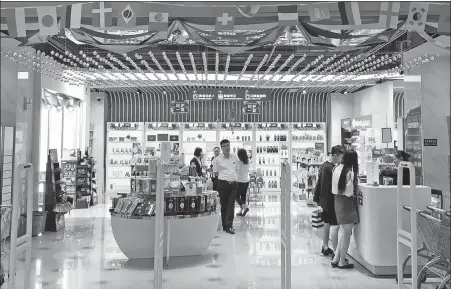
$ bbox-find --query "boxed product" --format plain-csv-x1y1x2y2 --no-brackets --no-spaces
176,196,188,215
188,196,200,214
205,192,212,212
165,196,177,216
199,194,206,212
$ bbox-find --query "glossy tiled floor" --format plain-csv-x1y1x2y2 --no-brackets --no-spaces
2,201,416,289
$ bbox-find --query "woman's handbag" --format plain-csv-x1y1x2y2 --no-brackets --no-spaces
311,206,324,229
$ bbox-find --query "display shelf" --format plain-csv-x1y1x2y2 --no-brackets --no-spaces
182,123,217,165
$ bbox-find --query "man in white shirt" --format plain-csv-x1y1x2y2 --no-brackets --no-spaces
213,139,239,234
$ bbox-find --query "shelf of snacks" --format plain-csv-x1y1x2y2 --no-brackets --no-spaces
61,160,77,197
110,159,220,259
144,122,180,158
219,123,253,155
291,123,326,203
107,122,144,196
255,123,289,190
182,122,218,166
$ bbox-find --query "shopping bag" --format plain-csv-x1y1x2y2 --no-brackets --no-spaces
311,207,324,229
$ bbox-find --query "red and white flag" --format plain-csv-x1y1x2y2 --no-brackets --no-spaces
149,12,169,32
92,2,113,28
37,6,59,36
4,8,26,37
215,13,234,31
379,2,400,29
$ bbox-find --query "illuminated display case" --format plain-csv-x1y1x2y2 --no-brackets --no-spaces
144,122,180,158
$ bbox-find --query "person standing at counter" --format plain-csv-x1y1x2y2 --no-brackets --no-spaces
213,139,239,235
313,145,344,257
210,147,221,190
331,149,360,269
236,149,250,217
190,147,204,177
380,150,411,185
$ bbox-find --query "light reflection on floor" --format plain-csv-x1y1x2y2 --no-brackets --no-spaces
2,202,409,289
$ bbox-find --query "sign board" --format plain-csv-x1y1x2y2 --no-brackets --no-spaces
424,139,438,146
188,88,271,101
341,118,352,127
170,100,189,114
352,115,373,129
314,143,324,151
242,101,261,115
381,128,392,143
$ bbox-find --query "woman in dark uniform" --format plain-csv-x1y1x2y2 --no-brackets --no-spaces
380,150,411,185
190,147,204,177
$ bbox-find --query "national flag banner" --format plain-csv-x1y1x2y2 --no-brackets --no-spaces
338,2,361,25
379,2,400,29
308,3,330,22
149,12,169,32
277,5,299,27
215,13,234,31
59,3,83,29
114,2,139,28
437,8,450,35
4,8,26,37
406,2,429,32
92,2,113,28
37,6,59,36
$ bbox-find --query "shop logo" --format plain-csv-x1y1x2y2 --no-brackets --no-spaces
352,118,372,128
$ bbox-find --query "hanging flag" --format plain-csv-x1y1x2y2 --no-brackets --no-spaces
379,2,400,29
149,12,169,32
308,3,330,22
37,6,59,36
278,5,299,27
114,2,139,28
406,3,429,32
338,2,361,25
236,6,260,18
92,2,113,28
59,4,83,29
4,8,26,37
216,13,234,31
437,8,450,35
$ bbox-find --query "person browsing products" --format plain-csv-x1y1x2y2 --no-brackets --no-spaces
213,139,239,235
236,149,250,217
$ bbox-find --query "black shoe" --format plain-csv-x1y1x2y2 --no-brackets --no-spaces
338,263,354,269
331,254,349,263
224,227,235,234
321,247,334,257
241,208,249,217
236,212,243,217
331,261,338,268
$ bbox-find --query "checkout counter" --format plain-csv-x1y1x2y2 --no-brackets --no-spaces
348,178,431,276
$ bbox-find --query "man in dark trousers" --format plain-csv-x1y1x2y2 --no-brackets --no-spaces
313,145,344,257
213,139,238,234
210,147,221,191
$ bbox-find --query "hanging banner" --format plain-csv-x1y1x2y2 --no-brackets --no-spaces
242,101,261,115
170,100,189,114
188,88,272,101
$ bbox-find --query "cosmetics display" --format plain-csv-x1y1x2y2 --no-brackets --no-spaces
291,123,326,201
182,123,217,166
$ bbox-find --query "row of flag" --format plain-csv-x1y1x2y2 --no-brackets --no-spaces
4,2,169,37
4,2,450,38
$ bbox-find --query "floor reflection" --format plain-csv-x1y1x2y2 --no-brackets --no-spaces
3,202,405,289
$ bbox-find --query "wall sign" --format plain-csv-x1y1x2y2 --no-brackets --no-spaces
242,101,261,115
352,115,373,129
188,88,271,101
170,100,189,114
423,139,437,146
341,118,352,127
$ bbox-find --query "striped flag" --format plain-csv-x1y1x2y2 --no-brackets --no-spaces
37,6,59,36
149,12,169,32
4,8,26,37
379,2,400,29
437,8,450,35
277,5,299,27
338,2,361,25
59,4,83,29
406,2,429,33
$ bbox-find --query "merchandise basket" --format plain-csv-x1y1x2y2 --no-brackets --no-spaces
1,205,13,286
398,205,450,289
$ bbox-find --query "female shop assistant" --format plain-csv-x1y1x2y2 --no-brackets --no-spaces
380,150,411,185
190,147,204,177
